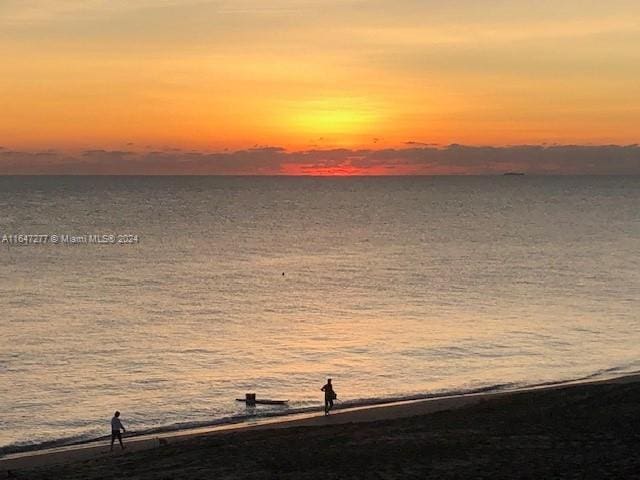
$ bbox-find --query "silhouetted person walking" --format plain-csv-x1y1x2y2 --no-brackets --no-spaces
110,411,126,451
321,378,336,415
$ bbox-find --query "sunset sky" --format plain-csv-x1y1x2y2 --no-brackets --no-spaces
1,0,640,174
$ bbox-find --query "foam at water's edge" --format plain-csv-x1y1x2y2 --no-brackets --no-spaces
4,367,638,457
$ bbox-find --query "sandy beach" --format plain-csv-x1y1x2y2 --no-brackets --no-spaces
3,374,640,479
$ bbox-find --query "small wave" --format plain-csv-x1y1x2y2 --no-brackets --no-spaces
0,433,100,456
562,364,640,383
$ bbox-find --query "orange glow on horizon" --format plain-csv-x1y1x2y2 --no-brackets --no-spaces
281,164,370,176
280,162,418,176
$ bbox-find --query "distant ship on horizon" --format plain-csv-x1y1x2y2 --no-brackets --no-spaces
503,172,525,176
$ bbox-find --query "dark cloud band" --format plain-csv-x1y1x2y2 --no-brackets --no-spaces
1,144,639,175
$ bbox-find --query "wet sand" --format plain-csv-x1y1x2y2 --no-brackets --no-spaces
3,374,640,479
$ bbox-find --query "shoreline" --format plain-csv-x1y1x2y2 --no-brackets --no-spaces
2,371,639,473
2,366,632,457
3,367,633,456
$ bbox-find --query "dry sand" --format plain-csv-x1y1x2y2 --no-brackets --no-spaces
3,374,640,479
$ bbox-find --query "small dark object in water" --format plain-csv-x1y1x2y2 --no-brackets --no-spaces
503,172,525,176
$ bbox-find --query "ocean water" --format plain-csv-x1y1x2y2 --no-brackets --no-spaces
1,176,639,452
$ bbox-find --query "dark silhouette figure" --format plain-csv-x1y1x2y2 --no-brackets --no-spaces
110,411,126,451
321,378,336,415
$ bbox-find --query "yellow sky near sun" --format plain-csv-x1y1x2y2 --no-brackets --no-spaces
1,0,639,152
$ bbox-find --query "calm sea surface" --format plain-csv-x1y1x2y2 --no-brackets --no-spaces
1,176,639,451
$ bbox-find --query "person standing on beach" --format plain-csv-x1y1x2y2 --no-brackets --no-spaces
110,411,126,451
321,378,336,415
